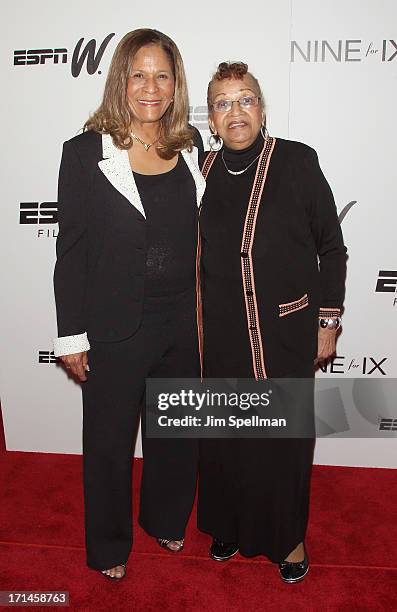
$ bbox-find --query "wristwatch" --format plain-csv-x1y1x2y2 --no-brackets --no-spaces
319,317,341,330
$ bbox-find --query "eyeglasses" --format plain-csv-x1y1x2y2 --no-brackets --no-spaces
210,95,261,113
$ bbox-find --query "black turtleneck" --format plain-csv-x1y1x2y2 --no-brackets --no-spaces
199,131,267,376
222,130,266,172
199,129,267,277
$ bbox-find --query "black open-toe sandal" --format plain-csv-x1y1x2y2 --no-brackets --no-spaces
101,563,126,581
157,538,184,553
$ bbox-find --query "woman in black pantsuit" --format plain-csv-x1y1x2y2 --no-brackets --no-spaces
197,62,347,583
53,29,205,579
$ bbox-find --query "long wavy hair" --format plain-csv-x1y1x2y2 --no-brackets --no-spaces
84,28,193,158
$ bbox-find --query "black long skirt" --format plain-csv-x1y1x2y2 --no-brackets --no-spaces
197,316,315,563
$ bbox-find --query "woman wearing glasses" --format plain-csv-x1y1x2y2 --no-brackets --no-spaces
197,62,347,583
53,29,204,580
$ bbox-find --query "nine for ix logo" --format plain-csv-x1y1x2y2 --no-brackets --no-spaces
291,39,397,62
13,33,115,77
319,356,388,375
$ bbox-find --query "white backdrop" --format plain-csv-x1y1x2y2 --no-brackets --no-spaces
1,0,396,467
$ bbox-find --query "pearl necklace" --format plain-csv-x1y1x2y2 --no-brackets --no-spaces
131,132,159,151
221,149,262,175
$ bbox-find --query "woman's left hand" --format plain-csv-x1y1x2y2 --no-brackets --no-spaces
315,328,337,364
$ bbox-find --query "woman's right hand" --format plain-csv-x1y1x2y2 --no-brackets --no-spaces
60,351,89,382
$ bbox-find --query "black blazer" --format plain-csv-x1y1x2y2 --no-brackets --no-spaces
53,129,205,355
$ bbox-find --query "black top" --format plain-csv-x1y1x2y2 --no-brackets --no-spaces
201,130,266,296
133,153,197,297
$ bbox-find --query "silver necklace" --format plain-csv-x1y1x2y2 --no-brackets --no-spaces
221,149,262,175
131,132,159,152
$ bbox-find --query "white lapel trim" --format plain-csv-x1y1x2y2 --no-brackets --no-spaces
98,134,146,219
181,147,206,207
98,135,206,217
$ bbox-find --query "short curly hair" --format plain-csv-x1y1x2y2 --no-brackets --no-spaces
207,61,265,114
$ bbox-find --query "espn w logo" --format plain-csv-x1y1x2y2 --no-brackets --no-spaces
14,49,67,65
13,33,115,77
71,34,114,77
379,418,397,431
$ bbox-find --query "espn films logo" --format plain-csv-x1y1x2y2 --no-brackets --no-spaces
379,418,397,431
13,33,115,77
376,270,397,307
20,198,357,240
19,202,58,238
38,351,59,364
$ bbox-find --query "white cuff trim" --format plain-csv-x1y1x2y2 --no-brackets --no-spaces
53,332,90,357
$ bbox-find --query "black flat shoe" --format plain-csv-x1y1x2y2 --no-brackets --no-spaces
210,538,239,561
101,563,126,581
278,547,309,583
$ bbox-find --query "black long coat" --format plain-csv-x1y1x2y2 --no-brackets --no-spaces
197,137,347,561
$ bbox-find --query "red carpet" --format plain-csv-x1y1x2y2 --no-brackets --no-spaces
0,450,396,611
0,404,5,451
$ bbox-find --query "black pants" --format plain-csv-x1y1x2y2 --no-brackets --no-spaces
82,288,199,570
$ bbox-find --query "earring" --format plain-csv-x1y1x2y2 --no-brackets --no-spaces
208,133,223,151
261,123,269,141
